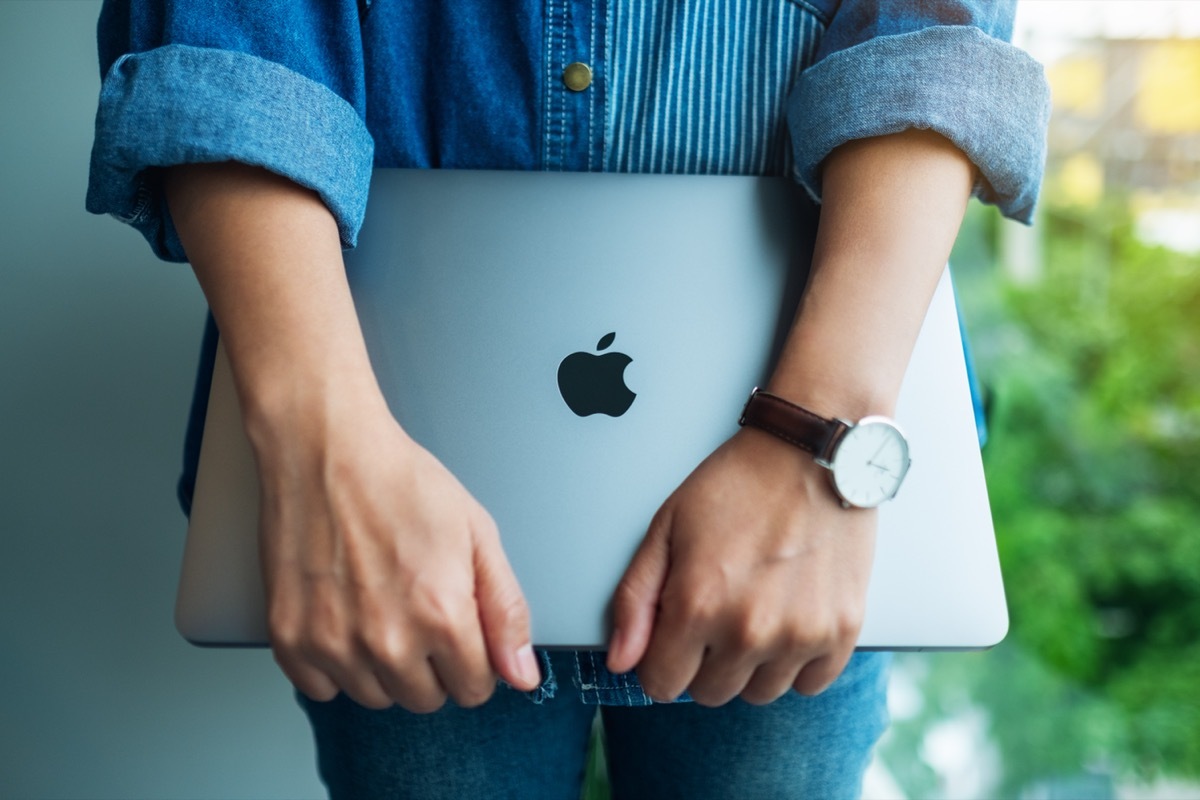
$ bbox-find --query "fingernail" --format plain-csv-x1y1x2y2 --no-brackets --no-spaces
516,644,540,688
607,627,627,670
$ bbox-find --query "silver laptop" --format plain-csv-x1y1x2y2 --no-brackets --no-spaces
176,169,1008,650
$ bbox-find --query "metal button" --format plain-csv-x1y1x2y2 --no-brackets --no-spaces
562,62,593,92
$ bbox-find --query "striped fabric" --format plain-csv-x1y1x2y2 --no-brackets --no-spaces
606,0,828,176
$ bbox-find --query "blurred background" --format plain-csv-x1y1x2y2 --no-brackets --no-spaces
874,3,1200,798
1,2,1198,798
0,3,325,798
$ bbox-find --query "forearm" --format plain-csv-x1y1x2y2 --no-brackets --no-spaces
164,161,539,705
768,128,974,418
163,162,385,447
608,129,976,696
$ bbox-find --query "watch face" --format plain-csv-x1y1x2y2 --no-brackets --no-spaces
828,417,911,508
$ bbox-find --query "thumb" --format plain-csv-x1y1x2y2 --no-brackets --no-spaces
473,524,541,691
606,510,672,674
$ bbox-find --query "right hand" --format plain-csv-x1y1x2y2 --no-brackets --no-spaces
163,161,539,712
248,389,542,712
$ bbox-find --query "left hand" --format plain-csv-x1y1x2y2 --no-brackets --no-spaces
606,426,877,706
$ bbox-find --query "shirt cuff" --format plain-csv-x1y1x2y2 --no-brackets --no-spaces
86,44,374,262
788,26,1051,224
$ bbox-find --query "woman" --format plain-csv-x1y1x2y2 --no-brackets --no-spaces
88,1,1049,796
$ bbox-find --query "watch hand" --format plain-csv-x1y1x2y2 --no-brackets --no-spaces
868,460,897,477
867,436,899,475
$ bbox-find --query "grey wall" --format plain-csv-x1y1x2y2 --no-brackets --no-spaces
0,3,324,797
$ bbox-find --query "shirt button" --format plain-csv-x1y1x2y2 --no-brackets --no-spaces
562,62,593,92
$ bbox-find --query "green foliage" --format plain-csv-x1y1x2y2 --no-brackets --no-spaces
587,199,1200,798
580,713,611,800
902,199,1200,794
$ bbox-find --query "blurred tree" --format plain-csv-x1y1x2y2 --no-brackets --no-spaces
986,198,1200,787
883,199,1200,798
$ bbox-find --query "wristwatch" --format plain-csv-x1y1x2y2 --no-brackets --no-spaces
738,388,911,509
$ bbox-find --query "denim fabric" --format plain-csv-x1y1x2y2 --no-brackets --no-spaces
604,0,822,175
811,0,1017,60
87,45,374,260
359,1,547,171
89,0,1040,711
789,24,1051,223
90,0,374,260
297,650,891,799
87,0,1050,261
574,649,658,706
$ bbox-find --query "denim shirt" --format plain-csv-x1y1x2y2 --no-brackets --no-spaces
86,0,1049,706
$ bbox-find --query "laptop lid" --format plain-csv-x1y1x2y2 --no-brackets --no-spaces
176,169,1007,650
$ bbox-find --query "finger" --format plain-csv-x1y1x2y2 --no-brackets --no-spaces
276,622,396,710
606,510,673,675
637,629,706,703
273,651,340,703
374,658,450,714
267,595,351,704
427,618,500,709
472,520,540,691
792,652,851,697
353,622,453,713
739,658,808,706
317,661,396,710
686,648,762,708
633,574,710,702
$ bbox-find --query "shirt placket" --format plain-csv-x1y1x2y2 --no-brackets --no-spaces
543,0,607,172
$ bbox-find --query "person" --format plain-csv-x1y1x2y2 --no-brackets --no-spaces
87,1,1049,796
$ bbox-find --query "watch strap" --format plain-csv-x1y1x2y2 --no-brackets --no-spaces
738,389,849,462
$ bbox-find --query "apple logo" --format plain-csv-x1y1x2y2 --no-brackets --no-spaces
557,332,637,417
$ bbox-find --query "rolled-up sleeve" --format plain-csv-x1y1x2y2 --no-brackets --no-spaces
788,0,1051,223
86,0,374,262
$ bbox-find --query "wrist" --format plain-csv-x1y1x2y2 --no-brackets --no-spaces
234,345,393,463
763,348,899,422
739,388,910,509
729,425,853,517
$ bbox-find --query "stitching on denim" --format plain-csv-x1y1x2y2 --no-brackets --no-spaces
587,0,596,172
544,0,571,171
578,652,602,703
602,0,613,171
543,0,554,167
557,0,566,170
114,178,152,225
108,52,133,81
781,0,831,27
581,650,599,691
530,650,557,703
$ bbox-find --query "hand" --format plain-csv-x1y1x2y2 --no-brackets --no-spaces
162,161,540,712
606,427,876,706
251,391,542,712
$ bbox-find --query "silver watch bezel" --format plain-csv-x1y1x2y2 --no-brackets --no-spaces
815,415,912,509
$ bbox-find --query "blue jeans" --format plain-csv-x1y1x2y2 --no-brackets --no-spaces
296,650,890,799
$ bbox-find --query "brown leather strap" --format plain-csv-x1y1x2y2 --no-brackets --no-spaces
738,389,849,462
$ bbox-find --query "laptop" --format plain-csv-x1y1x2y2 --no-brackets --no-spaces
176,169,1008,650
